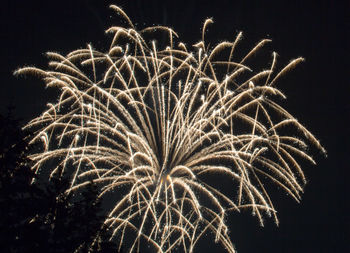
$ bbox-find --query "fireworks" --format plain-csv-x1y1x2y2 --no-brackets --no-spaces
15,5,325,253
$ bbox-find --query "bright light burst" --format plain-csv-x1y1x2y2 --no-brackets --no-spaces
15,5,325,253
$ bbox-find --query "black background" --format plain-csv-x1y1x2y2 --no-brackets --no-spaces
1,0,348,252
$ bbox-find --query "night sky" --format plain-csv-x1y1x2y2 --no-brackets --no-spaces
1,0,348,252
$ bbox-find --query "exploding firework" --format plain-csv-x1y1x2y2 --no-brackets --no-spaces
15,5,325,253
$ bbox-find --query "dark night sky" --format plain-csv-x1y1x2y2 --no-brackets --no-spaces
1,0,348,252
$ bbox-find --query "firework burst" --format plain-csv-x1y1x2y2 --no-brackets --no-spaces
15,5,325,253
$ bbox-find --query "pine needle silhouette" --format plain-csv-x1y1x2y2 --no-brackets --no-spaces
15,5,325,253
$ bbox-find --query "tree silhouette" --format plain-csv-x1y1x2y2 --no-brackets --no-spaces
0,106,40,252
0,107,119,253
